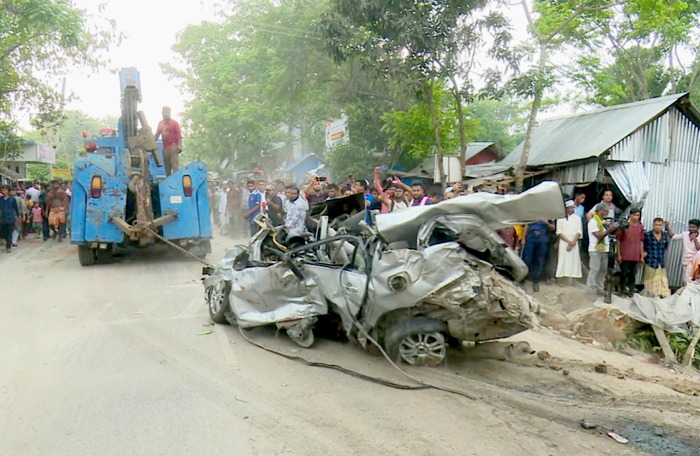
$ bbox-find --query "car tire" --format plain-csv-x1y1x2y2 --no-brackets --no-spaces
207,280,231,324
286,327,314,348
78,245,97,266
384,317,448,367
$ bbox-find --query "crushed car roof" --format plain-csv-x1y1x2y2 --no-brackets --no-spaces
375,181,565,244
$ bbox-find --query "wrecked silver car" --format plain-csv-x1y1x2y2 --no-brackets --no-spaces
203,181,565,366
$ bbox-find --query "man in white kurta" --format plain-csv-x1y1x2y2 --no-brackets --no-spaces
555,200,582,279
217,183,230,235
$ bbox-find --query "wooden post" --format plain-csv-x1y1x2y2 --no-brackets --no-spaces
652,325,678,364
681,325,700,366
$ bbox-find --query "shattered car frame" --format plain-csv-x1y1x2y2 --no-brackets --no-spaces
204,182,566,366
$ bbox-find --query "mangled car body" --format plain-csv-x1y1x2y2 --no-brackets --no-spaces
203,182,565,365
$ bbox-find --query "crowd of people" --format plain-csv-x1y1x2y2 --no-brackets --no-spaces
209,169,699,300
0,181,71,253
513,188,700,299
208,167,458,240
4,170,695,300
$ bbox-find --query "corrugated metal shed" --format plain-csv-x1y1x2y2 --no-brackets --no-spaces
503,93,686,166
487,93,700,287
464,142,496,160
605,105,700,286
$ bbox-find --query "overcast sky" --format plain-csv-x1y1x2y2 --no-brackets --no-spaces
65,0,219,125
64,0,534,128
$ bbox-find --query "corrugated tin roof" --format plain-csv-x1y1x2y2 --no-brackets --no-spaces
464,142,495,159
464,162,512,178
502,93,688,166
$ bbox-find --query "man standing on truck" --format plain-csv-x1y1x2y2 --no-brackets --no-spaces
153,106,182,176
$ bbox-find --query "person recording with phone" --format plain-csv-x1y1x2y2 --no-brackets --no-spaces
304,175,329,205
373,166,412,213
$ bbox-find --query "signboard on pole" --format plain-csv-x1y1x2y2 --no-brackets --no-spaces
52,168,72,181
325,117,348,148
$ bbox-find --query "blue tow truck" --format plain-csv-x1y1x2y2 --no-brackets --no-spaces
70,68,212,266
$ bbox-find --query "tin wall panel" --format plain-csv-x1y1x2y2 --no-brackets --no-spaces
642,162,700,286
548,160,599,184
669,109,700,163
610,112,669,163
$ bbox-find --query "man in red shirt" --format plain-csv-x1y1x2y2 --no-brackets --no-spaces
153,106,182,176
616,207,645,297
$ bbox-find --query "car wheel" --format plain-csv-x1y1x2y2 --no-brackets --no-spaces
284,318,316,348
384,317,448,367
286,327,314,348
207,280,231,324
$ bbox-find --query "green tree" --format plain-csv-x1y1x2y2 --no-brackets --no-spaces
328,61,417,170
21,110,118,181
35,110,118,166
565,1,700,106
0,120,22,166
326,142,376,182
467,97,526,155
0,0,115,162
382,84,477,162
512,0,698,190
572,48,675,106
166,0,347,172
26,163,50,182
684,57,700,106
510,0,633,191
320,0,510,183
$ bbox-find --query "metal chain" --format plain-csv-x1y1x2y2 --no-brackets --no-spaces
142,226,214,267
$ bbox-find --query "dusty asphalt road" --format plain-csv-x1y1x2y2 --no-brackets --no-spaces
2,236,700,456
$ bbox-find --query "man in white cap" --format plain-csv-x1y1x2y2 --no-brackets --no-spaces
555,200,583,283
587,203,619,293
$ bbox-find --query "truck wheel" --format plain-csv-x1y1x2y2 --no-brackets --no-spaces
78,245,97,267
188,243,208,259
384,317,448,367
195,240,212,259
